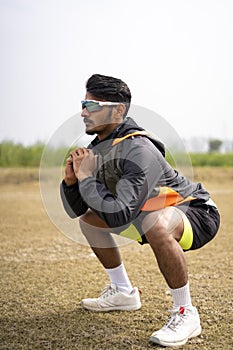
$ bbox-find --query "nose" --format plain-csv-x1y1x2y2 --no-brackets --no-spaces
81,107,89,117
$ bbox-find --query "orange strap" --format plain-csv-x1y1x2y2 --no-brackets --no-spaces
112,131,150,146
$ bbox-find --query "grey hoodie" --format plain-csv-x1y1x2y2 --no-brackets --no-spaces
60,117,209,231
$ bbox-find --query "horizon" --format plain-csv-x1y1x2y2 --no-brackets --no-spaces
0,0,233,145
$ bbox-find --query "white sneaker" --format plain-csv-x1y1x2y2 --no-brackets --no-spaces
80,283,141,312
149,306,202,347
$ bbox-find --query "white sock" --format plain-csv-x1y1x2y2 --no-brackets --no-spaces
106,263,133,294
169,282,193,309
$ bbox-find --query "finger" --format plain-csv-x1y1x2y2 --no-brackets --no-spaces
70,151,77,158
79,148,90,159
71,150,81,159
76,147,86,155
82,148,90,155
66,155,73,162
84,148,95,157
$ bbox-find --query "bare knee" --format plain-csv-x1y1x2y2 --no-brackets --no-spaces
79,210,115,248
79,209,111,239
80,209,108,228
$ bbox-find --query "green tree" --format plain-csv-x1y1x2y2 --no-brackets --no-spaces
208,139,222,153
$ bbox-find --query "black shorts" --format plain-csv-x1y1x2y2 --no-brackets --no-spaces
132,202,220,251
176,203,220,250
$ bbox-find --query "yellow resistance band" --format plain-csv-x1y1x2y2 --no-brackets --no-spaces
119,208,193,250
174,208,193,250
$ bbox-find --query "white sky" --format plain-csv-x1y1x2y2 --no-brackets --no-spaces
0,0,233,145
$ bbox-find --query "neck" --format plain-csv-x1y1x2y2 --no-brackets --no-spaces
97,122,121,141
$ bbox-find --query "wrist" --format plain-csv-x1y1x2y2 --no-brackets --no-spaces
64,177,78,186
78,172,93,182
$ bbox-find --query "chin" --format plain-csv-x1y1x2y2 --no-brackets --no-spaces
86,128,96,135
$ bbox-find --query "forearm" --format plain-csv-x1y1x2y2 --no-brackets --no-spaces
60,180,88,218
78,176,148,230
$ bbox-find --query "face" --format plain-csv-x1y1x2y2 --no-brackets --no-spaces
81,92,122,140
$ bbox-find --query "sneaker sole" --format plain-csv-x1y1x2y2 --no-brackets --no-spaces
81,301,142,312
149,325,202,347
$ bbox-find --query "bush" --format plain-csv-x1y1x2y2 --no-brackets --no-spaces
0,141,232,168
189,153,233,167
0,141,44,167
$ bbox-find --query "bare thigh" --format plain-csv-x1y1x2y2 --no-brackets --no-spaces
141,207,184,242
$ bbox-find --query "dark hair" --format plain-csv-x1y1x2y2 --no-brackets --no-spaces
86,74,131,117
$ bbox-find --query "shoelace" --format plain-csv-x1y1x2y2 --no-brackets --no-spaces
100,284,118,299
164,308,188,332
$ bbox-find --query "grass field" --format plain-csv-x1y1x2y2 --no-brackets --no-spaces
0,167,232,349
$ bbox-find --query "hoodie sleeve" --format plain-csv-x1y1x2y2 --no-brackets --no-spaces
78,137,163,230
60,180,88,218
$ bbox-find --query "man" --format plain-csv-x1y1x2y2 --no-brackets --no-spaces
60,74,220,347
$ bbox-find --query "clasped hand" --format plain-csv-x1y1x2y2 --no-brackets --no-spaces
64,147,97,186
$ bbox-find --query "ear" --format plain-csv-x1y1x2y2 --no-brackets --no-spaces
112,103,126,122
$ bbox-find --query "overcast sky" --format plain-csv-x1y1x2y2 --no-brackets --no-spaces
0,0,233,145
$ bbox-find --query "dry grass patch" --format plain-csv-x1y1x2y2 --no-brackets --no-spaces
0,168,232,349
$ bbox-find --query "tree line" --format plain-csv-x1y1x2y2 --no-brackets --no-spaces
0,140,232,167
0,141,45,167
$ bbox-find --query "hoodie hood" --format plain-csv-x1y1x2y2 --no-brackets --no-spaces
89,116,166,157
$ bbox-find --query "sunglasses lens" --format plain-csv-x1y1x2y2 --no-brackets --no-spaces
82,101,102,112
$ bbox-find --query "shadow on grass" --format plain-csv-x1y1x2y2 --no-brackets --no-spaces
0,307,161,350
